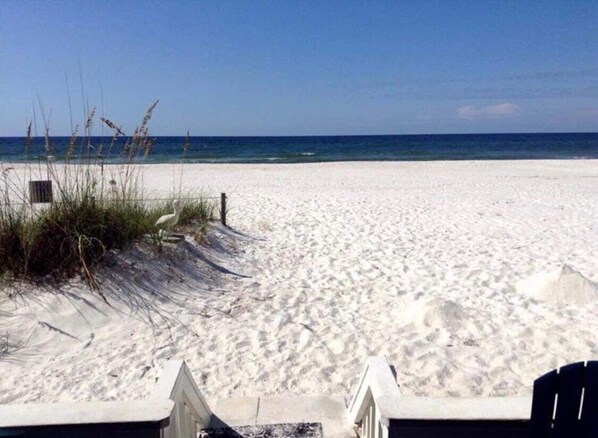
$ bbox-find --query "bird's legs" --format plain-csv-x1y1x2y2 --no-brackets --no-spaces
158,229,171,239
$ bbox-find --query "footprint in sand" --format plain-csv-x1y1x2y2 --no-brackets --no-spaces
297,330,312,350
326,339,345,355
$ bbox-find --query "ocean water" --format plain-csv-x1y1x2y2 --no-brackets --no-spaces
0,133,597,163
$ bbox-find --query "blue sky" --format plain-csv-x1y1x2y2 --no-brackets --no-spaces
1,0,597,136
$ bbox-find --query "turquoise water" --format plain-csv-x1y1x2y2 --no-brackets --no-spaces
1,133,597,163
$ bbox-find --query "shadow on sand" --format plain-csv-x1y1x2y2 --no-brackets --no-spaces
0,222,259,363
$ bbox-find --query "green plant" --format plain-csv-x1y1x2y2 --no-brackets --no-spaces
0,103,216,293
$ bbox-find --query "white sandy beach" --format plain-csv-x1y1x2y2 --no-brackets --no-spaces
0,159,597,404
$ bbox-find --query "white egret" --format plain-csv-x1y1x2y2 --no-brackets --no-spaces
155,200,182,237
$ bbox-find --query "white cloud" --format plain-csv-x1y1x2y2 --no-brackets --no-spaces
485,102,518,116
457,102,518,119
457,106,481,119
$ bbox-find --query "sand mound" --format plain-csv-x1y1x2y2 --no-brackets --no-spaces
518,265,598,306
411,298,467,330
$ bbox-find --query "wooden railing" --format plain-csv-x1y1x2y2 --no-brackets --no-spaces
0,356,536,438
0,360,213,438
0,399,174,437
348,356,532,438
348,356,402,438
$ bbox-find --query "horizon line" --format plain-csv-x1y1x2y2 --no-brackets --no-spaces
2,131,598,139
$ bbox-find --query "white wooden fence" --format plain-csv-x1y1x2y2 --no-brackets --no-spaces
151,359,213,438
0,356,537,438
0,360,212,437
348,356,532,438
348,356,402,438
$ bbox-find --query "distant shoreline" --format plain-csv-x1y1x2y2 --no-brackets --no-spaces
2,132,598,138
2,158,598,166
1,132,597,163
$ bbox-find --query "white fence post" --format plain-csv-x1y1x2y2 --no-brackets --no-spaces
348,357,401,438
151,360,213,437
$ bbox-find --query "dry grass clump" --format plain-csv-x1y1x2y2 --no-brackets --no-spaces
0,332,26,359
0,103,216,290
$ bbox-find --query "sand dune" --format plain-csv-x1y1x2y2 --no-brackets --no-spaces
0,160,597,403
518,265,598,306
410,298,468,331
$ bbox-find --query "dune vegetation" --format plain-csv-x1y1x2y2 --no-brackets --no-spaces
0,102,216,290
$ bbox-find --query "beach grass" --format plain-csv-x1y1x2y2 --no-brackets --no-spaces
0,103,215,290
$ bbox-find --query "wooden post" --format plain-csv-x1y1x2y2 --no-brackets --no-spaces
220,193,227,226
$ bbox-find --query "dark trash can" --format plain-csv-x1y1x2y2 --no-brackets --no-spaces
28,180,53,204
